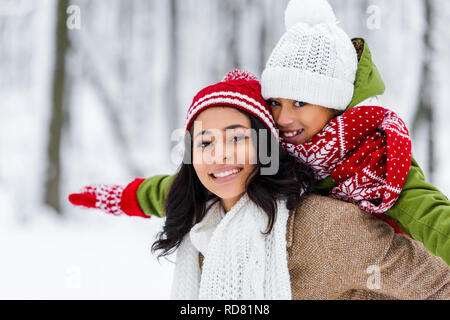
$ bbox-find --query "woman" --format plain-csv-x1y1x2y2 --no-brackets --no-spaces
150,70,450,300
70,70,450,299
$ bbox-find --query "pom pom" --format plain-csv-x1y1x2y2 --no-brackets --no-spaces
222,69,258,82
285,0,337,30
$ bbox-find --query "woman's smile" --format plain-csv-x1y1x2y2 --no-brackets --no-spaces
209,166,244,184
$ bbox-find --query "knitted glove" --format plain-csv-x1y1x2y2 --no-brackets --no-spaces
68,178,149,218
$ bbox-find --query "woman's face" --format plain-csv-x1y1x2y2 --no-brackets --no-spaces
191,107,257,211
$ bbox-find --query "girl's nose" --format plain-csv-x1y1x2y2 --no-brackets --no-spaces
276,105,295,128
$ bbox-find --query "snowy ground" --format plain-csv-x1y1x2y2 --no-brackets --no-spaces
0,187,174,300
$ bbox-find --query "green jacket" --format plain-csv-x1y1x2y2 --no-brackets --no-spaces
137,39,450,265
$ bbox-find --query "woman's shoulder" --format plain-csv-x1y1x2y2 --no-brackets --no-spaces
287,194,386,247
287,194,391,265
291,193,365,223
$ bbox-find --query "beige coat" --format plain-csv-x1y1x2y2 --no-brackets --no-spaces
199,194,450,299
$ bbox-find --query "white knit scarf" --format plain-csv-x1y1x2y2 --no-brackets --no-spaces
170,194,292,300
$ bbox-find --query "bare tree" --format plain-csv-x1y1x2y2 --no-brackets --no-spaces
165,0,180,148
44,0,70,214
412,0,434,181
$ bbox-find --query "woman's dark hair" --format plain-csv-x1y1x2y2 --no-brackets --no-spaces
151,109,315,259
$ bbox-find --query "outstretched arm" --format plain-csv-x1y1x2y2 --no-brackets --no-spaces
136,174,176,218
68,174,176,218
68,178,148,218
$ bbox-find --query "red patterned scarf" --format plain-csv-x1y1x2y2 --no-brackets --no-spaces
282,106,411,229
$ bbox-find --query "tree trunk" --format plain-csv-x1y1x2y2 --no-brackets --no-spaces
413,0,434,181
45,0,70,214
166,0,179,147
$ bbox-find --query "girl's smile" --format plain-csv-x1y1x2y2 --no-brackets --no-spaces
280,128,305,143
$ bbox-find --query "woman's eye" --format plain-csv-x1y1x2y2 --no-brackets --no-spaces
232,135,246,142
198,141,212,148
294,101,307,107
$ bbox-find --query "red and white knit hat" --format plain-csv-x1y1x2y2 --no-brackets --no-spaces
185,69,278,139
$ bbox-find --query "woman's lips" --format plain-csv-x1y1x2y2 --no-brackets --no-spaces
209,167,243,184
281,129,304,143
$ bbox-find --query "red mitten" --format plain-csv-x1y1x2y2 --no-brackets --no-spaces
68,178,149,218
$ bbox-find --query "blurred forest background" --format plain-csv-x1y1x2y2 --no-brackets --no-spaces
0,0,449,299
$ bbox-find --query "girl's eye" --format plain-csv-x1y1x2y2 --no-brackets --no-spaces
267,99,280,107
294,101,307,107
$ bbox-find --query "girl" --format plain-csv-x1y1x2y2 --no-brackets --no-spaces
72,69,450,299
260,0,450,264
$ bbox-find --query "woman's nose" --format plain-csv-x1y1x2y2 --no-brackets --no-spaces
212,139,233,164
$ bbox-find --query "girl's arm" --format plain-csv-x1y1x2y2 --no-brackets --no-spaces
314,155,450,266
68,175,175,218
68,178,148,218
385,156,450,265
136,174,176,218
319,196,450,299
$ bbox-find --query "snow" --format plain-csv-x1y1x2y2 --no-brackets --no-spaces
0,187,174,299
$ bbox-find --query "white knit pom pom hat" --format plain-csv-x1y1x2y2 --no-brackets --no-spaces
261,0,358,110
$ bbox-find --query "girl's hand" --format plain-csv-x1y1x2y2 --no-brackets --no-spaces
68,178,149,218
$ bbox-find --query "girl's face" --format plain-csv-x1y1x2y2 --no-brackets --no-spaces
268,98,338,145
192,107,257,211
